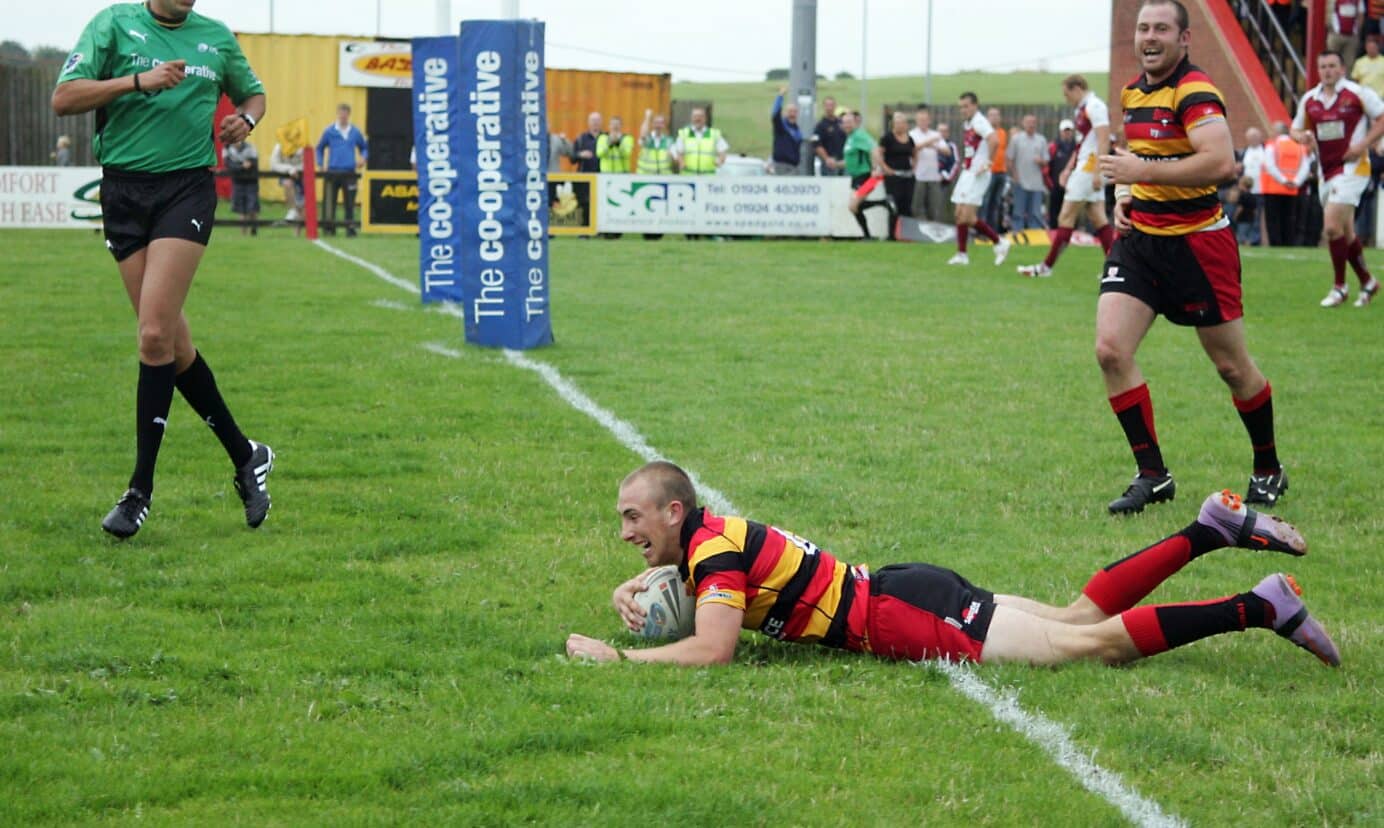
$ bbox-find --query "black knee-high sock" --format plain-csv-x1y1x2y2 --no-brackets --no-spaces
130,360,177,494
1121,592,1272,656
853,210,871,238
175,351,253,468
1233,381,1280,476
1109,382,1167,476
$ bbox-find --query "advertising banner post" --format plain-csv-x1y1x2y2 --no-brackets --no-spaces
456,19,551,350
411,35,465,303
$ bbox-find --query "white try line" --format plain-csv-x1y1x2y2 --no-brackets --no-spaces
315,239,1185,828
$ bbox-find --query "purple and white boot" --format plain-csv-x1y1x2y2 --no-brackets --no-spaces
1197,489,1306,556
1251,573,1341,667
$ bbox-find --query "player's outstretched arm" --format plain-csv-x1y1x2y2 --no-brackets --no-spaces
567,602,743,666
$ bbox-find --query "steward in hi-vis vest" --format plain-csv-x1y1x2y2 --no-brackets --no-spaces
596,116,634,173
674,107,727,175
638,109,674,174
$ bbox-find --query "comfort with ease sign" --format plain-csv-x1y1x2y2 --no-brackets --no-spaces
0,167,103,228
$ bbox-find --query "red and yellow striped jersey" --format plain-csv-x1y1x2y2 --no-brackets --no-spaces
1120,57,1228,235
677,509,861,647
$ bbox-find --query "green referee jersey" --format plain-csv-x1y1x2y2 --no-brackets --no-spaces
57,2,264,173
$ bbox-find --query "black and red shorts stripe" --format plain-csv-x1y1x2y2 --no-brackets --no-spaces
1100,226,1243,326
863,563,996,662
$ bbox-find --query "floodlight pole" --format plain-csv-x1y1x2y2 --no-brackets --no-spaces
925,0,933,105
435,0,452,35
789,0,818,174
860,0,868,121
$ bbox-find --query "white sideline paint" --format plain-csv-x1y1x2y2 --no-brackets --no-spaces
422,342,465,359
932,661,1185,828
500,348,735,515
317,240,1183,828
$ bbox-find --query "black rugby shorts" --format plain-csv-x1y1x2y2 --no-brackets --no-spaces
100,167,216,261
1100,225,1243,326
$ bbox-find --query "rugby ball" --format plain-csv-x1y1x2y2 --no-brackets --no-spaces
633,566,696,640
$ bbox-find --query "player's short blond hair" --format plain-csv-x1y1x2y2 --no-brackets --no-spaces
622,461,698,512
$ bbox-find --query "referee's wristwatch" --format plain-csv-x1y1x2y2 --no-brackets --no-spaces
238,111,257,132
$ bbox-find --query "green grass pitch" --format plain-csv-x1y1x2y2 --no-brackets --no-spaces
1,227,1379,825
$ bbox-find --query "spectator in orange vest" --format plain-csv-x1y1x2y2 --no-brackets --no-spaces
1261,122,1311,245
980,107,1008,230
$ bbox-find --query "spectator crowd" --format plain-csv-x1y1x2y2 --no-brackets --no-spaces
200,40,1384,250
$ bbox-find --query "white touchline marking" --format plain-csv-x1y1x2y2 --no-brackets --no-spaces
932,661,1185,828
499,347,734,515
318,240,1184,828
422,342,465,359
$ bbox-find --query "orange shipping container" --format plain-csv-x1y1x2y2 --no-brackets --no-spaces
235,34,670,185
547,69,672,172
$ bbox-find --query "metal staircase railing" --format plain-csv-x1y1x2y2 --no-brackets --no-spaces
1231,0,1310,116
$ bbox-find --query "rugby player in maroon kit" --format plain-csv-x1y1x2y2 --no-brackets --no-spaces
1291,50,1384,308
1096,0,1287,515
565,462,1338,669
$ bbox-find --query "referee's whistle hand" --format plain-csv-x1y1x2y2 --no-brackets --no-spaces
144,60,187,91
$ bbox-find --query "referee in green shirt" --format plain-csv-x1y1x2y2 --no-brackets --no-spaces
53,0,275,539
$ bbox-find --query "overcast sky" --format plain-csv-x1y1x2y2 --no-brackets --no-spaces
9,0,1112,81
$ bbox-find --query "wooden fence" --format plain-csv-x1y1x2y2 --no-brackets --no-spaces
1,58,97,166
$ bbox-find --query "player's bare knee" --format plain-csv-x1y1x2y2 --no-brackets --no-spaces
1063,597,1109,625
1212,357,1245,388
1094,338,1129,375
137,322,176,363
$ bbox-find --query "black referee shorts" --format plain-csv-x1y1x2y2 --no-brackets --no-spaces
100,167,216,262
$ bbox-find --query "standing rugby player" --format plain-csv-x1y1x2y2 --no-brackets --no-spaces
1097,0,1287,513
947,92,1012,266
1018,75,1116,277
1292,50,1384,307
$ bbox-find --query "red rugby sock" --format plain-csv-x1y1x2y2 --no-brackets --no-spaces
1096,223,1116,254
1329,236,1349,287
1044,227,1073,267
1347,237,1374,286
972,219,1001,243
956,224,969,252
